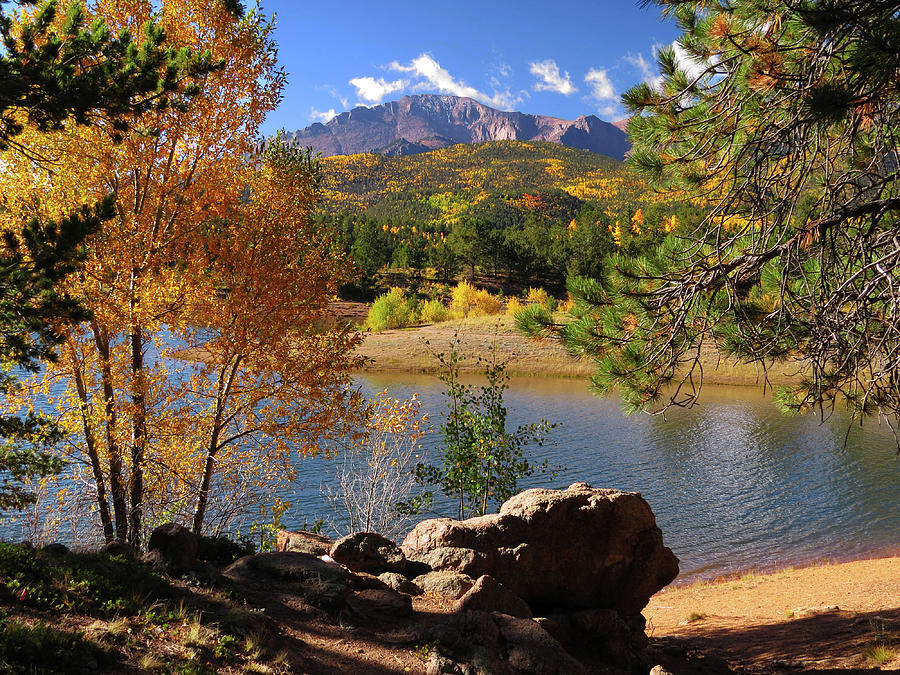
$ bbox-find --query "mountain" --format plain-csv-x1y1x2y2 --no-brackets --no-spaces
275,95,631,160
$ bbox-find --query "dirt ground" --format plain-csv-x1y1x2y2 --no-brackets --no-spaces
644,555,900,673
237,555,900,673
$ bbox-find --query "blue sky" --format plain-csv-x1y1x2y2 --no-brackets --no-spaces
256,0,681,136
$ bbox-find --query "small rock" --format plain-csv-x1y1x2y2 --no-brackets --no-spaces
650,666,674,675
347,571,391,591
378,571,422,595
414,570,475,600
330,532,406,574
493,613,586,675
276,529,333,556
41,543,70,557
454,575,532,618
101,540,135,558
409,546,492,577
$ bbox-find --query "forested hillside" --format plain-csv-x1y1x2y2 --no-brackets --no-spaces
315,141,702,295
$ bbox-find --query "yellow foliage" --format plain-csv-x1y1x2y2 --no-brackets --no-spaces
0,0,361,545
663,215,679,233
505,296,523,316
631,209,644,235
449,280,501,318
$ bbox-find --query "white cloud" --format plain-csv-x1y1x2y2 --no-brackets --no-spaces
625,52,664,91
389,54,522,110
325,86,349,109
672,41,709,82
309,107,338,123
348,76,407,104
494,62,511,78
597,104,618,118
585,68,615,101
529,60,576,95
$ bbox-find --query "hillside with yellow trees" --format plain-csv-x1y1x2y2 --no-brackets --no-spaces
314,141,703,297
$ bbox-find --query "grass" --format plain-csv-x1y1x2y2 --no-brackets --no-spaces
685,611,708,623
0,542,288,673
862,643,896,665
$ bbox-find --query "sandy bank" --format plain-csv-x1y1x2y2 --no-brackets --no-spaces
645,554,900,671
352,315,802,386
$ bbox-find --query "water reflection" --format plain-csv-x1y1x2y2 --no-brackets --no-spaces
283,374,900,583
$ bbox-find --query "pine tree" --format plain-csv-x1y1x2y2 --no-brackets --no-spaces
521,0,900,425
0,0,218,509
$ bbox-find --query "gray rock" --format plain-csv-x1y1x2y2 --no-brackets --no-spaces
330,531,406,574
225,551,348,585
454,575,531,618
101,540,135,558
425,610,507,675
378,571,422,595
414,570,475,600
224,552,349,609
347,571,391,591
41,543,70,557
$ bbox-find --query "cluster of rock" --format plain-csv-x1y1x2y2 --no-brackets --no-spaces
67,482,677,673
278,482,679,674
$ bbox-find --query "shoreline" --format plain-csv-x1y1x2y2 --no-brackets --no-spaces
673,545,900,588
352,316,803,386
645,552,900,671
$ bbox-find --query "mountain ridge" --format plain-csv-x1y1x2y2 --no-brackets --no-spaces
273,95,631,160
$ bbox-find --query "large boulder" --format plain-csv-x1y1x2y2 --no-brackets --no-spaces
144,523,198,574
402,483,678,614
329,531,406,574
276,529,333,556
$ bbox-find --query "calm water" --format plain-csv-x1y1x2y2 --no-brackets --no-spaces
284,374,900,583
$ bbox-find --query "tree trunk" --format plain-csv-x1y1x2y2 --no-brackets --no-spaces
68,338,115,543
91,322,129,542
128,324,147,549
192,354,242,535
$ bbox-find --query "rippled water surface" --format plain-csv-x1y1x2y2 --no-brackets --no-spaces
286,374,900,582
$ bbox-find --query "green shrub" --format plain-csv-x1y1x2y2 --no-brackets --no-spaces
0,543,171,614
197,536,256,566
365,287,419,331
525,286,557,312
0,614,106,674
419,298,449,323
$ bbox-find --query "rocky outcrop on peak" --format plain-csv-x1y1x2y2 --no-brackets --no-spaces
272,95,631,160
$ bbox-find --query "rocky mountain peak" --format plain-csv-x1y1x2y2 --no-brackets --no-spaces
271,94,631,160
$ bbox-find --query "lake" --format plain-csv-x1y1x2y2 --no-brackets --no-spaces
284,373,900,583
